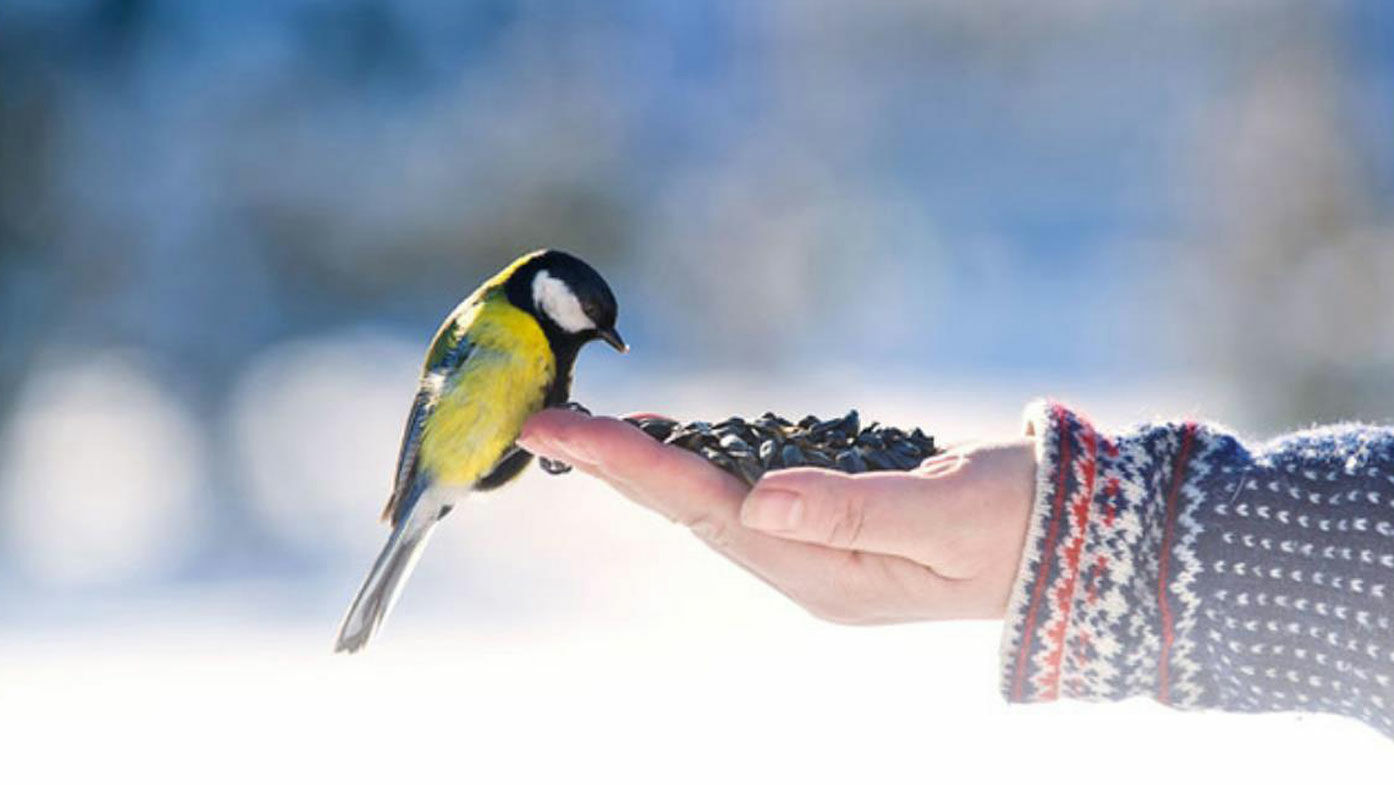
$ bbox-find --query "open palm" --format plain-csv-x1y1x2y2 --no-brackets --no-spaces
519,409,1036,623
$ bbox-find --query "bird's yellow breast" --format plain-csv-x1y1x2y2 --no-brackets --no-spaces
417,294,555,488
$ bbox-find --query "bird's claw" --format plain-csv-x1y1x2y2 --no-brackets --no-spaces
538,456,573,475
536,402,588,475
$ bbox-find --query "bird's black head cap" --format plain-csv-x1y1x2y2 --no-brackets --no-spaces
504,249,626,354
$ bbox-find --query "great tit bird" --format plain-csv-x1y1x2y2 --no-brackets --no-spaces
334,249,626,653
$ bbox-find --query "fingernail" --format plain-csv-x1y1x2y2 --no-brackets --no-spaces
918,452,964,475
742,489,803,533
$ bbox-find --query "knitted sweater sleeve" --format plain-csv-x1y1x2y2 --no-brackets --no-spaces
1000,400,1394,738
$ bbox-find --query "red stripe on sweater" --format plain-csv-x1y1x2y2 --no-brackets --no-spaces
1041,425,1098,699
1157,423,1198,704
1011,405,1073,702
1086,555,1108,605
1103,477,1120,528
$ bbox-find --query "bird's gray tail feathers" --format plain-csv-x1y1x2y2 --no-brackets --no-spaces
334,509,440,654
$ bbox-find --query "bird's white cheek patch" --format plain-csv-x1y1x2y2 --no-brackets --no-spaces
532,270,594,333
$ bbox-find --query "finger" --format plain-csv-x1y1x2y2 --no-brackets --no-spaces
620,410,673,421
739,467,967,575
519,411,868,603
519,409,747,527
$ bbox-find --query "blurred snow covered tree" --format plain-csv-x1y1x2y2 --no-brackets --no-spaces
1177,9,1394,428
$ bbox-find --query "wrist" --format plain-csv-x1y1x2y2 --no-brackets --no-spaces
979,438,1039,620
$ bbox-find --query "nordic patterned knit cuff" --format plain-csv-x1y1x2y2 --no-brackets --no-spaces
999,400,1208,707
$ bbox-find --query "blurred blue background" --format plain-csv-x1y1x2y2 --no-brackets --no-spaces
1,1,1393,776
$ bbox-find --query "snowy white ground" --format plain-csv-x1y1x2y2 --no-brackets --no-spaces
1,375,1389,780
2,615,1386,782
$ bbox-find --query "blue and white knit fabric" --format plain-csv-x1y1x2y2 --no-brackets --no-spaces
1000,401,1394,738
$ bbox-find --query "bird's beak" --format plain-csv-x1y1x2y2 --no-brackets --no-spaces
598,327,629,354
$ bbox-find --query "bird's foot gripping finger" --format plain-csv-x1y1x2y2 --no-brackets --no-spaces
533,402,591,475
538,456,574,475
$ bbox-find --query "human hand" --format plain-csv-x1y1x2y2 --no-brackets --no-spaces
518,410,1036,623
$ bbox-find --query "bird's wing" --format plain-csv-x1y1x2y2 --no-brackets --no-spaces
381,309,477,524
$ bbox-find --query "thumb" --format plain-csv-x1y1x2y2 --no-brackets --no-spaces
739,465,961,567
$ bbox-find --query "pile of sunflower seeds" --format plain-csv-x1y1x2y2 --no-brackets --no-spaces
621,410,938,486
